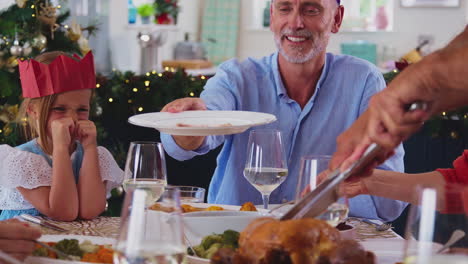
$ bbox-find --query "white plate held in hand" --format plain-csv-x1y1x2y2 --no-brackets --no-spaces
128,111,277,136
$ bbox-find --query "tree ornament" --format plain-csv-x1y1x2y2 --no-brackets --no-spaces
114,186,124,196
9,39,23,56
77,36,91,54
67,21,82,42
0,105,18,124
22,41,32,56
6,56,18,69
37,1,60,39
15,0,27,8
32,33,47,50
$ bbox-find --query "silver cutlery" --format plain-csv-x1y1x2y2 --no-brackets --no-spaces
184,233,200,258
280,102,427,221
360,218,392,231
19,214,68,232
268,201,295,215
436,229,466,254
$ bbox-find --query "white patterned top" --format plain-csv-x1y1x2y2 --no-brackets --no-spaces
0,144,124,210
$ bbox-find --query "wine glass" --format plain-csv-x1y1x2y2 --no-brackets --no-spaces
295,155,349,227
123,141,167,206
173,186,206,203
114,186,186,264
244,129,288,209
403,184,468,264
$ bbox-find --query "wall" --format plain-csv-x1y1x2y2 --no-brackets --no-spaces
237,0,467,62
108,0,202,73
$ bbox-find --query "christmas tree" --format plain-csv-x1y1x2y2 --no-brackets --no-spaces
0,0,97,145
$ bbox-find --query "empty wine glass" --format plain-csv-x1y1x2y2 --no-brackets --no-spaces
114,186,186,264
296,155,349,226
244,129,288,209
123,141,167,206
403,184,468,264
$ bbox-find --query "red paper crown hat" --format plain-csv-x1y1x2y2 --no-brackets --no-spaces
18,51,96,98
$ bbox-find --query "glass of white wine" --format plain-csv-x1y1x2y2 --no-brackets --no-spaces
114,186,186,264
295,155,349,227
403,184,468,264
123,141,167,206
244,129,288,209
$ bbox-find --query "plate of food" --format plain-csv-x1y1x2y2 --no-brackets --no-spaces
149,202,263,214
187,217,377,264
24,235,115,264
128,110,277,136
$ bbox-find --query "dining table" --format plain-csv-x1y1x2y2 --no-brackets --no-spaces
36,216,404,264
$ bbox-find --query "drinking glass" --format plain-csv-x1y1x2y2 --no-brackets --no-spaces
114,186,186,264
295,155,349,227
173,186,206,203
403,184,468,264
244,129,288,209
123,141,167,206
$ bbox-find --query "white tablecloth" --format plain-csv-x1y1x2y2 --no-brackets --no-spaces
349,218,404,264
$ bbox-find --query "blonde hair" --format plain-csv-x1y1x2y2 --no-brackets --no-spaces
17,51,82,155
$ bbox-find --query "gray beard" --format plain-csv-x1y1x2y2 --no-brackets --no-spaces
274,33,329,64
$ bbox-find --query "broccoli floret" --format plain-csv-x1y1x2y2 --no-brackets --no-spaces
201,234,223,250
32,247,48,257
188,244,205,257
54,239,83,258
194,231,241,259
222,230,240,248
203,243,222,259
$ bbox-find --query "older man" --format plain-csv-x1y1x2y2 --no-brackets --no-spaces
161,0,406,221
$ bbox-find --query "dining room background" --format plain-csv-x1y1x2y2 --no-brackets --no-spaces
0,0,467,221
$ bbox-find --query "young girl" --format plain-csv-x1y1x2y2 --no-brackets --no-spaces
0,51,123,221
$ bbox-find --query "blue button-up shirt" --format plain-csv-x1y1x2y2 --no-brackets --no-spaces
162,52,406,221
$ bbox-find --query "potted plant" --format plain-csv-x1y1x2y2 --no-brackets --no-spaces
137,4,155,24
153,0,179,24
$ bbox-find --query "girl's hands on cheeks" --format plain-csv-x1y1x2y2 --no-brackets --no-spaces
75,120,97,149
50,117,75,150
50,118,98,151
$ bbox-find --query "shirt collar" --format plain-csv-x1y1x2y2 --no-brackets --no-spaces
273,52,332,98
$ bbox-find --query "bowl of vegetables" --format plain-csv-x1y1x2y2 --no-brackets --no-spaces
183,210,269,246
